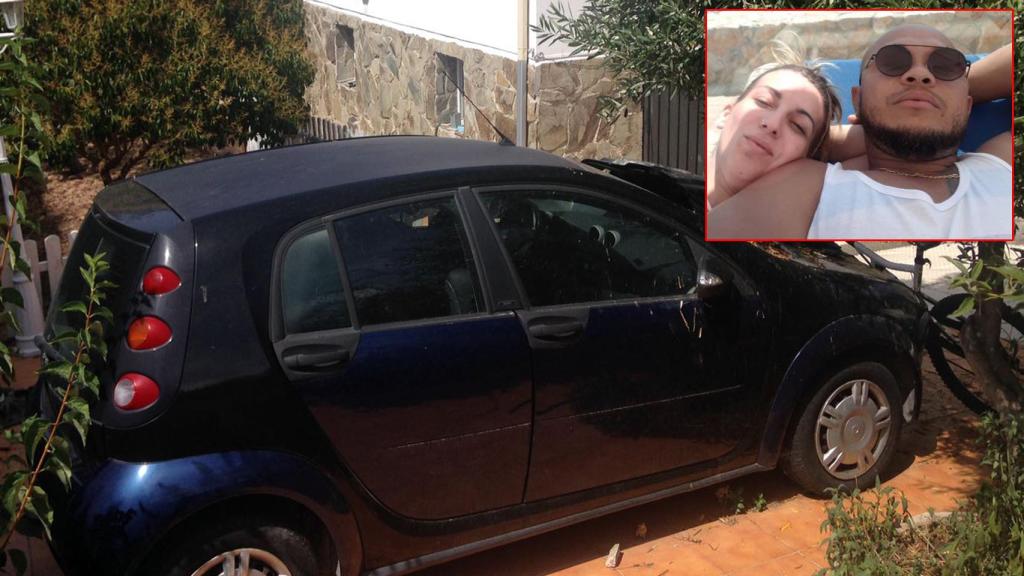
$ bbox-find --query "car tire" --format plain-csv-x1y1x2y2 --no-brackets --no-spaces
143,512,331,576
782,361,903,495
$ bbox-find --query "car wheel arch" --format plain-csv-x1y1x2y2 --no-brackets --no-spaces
132,493,348,576
64,451,363,576
757,314,921,470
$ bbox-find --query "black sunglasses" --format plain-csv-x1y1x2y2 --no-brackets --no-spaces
866,44,970,81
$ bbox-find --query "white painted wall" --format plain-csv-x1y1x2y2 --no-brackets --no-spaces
309,0,590,60
533,0,591,60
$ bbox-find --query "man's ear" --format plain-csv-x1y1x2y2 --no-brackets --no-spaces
966,94,973,115
851,86,860,114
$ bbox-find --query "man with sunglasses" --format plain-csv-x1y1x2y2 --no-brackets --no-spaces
709,24,1012,240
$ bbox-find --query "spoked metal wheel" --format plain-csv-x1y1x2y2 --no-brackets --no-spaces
190,548,292,576
928,293,1024,414
814,378,892,480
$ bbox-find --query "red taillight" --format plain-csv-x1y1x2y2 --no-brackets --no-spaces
113,373,160,410
142,266,181,295
127,316,172,350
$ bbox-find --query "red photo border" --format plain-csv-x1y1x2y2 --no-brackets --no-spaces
704,8,1016,243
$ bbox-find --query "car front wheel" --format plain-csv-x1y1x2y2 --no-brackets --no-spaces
783,362,903,495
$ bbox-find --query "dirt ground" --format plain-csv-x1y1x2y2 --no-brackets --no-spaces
28,171,103,246
28,148,244,246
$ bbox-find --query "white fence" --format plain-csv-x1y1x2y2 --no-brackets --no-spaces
1,231,77,325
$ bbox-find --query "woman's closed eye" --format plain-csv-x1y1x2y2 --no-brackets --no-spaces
790,121,808,136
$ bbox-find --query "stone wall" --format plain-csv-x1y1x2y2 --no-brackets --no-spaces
708,11,1012,96
304,2,642,160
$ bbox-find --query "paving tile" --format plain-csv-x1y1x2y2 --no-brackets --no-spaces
687,517,795,574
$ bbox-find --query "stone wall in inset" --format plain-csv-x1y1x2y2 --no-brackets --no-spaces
708,11,1012,96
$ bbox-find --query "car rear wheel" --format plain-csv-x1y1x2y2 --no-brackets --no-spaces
783,362,903,495
144,513,331,576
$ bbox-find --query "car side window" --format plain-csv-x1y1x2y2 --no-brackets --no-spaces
335,196,483,326
281,227,351,334
480,189,696,307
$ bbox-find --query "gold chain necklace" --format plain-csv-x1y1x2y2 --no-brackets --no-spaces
877,167,959,180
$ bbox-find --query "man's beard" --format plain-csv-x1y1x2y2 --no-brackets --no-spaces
859,103,967,161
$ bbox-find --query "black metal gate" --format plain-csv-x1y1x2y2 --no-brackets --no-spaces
643,91,704,175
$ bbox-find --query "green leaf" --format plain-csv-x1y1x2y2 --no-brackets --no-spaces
24,152,41,170
12,255,30,277
0,347,11,383
1,287,23,309
24,485,53,540
945,256,970,275
992,264,1024,285
951,295,976,318
969,261,985,281
38,361,72,382
0,471,27,516
65,398,90,445
22,418,51,465
14,195,26,223
60,301,88,317
80,373,99,398
46,436,73,491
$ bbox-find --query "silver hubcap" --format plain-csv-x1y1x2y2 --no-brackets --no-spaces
190,548,291,576
815,379,892,480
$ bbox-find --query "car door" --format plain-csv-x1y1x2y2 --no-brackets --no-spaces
272,192,533,519
477,186,758,501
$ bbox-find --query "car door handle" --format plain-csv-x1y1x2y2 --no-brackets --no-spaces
528,319,585,341
283,347,350,370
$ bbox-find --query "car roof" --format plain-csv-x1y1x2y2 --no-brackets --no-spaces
134,136,584,220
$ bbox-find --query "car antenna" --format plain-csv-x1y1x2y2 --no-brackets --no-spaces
438,66,515,146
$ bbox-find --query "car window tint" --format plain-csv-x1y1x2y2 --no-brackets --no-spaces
335,197,482,326
481,190,696,307
281,227,351,334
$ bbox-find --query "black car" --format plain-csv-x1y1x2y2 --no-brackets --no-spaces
42,136,927,575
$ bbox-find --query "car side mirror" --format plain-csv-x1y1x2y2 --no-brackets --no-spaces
696,269,728,300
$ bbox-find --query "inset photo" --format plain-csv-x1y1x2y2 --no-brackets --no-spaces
706,9,1013,241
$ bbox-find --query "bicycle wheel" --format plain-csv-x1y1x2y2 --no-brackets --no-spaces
927,293,1024,414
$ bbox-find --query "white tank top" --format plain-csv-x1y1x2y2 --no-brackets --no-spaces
808,153,1012,240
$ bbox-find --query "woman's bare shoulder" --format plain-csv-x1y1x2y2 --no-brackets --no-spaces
707,159,828,240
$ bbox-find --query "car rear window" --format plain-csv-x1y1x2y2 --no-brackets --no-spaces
46,210,151,357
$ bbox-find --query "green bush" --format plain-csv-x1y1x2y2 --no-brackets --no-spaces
25,0,313,183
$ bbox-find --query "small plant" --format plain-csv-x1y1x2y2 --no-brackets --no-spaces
942,412,1024,576
753,492,768,513
715,485,769,516
0,252,112,574
818,412,1024,576
817,482,922,576
715,484,746,515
